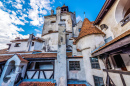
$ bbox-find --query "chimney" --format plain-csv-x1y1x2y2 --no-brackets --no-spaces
51,9,54,15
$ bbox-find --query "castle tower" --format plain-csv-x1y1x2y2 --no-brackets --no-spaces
54,22,67,86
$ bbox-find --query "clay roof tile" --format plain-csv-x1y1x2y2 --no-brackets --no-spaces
74,18,105,43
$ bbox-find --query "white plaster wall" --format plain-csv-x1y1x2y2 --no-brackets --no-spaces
82,49,104,86
76,34,105,51
34,41,43,50
67,59,86,80
9,42,28,52
61,14,73,32
42,16,57,35
97,0,130,38
109,73,123,86
42,33,58,51
76,34,105,86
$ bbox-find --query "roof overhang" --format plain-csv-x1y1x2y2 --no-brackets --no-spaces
94,0,116,25
92,30,130,56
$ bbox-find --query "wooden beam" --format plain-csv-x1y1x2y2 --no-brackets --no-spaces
31,71,37,79
42,71,46,79
120,74,126,86
38,71,40,79
27,69,53,71
103,69,130,75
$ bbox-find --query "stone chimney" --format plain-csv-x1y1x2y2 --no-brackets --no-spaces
51,9,54,15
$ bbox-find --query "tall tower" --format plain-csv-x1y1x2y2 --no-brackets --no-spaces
54,22,67,86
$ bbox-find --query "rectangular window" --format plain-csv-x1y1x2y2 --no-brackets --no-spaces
90,57,100,69
69,61,80,71
32,42,34,46
113,54,127,71
14,43,21,47
93,76,104,86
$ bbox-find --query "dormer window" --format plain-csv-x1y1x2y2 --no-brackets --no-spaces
14,43,21,47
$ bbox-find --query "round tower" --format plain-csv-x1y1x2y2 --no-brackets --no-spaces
75,18,105,86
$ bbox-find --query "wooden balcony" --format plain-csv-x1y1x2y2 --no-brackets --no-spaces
24,69,54,79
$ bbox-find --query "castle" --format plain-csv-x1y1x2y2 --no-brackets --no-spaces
0,0,130,86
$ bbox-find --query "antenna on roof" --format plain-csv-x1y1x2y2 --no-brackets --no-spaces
84,12,86,19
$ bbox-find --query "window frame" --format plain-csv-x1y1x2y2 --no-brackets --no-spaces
90,57,100,69
93,75,104,86
32,42,34,46
69,61,80,71
14,43,21,47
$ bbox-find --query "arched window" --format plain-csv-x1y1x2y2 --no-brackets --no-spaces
115,0,130,23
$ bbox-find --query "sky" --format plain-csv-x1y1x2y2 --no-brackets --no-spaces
0,0,105,49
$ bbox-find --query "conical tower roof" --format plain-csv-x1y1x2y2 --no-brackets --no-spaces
75,18,105,43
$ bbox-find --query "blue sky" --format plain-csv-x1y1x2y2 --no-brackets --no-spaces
0,0,105,49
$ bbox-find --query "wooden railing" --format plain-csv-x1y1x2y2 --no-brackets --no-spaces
24,69,54,79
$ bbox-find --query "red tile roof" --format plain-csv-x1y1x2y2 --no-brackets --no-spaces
74,18,105,43
10,37,43,42
17,54,28,63
92,29,130,54
0,53,57,62
19,82,55,86
0,48,8,54
0,49,32,54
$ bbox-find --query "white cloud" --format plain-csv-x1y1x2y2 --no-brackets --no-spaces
0,1,3,7
28,0,54,26
0,9,28,49
36,33,41,37
13,3,22,9
34,29,40,32
76,16,83,23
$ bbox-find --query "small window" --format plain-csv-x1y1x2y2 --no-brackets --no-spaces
69,61,80,71
93,76,104,86
90,57,100,69
32,42,34,46
100,24,108,30
51,21,56,23
14,43,21,47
